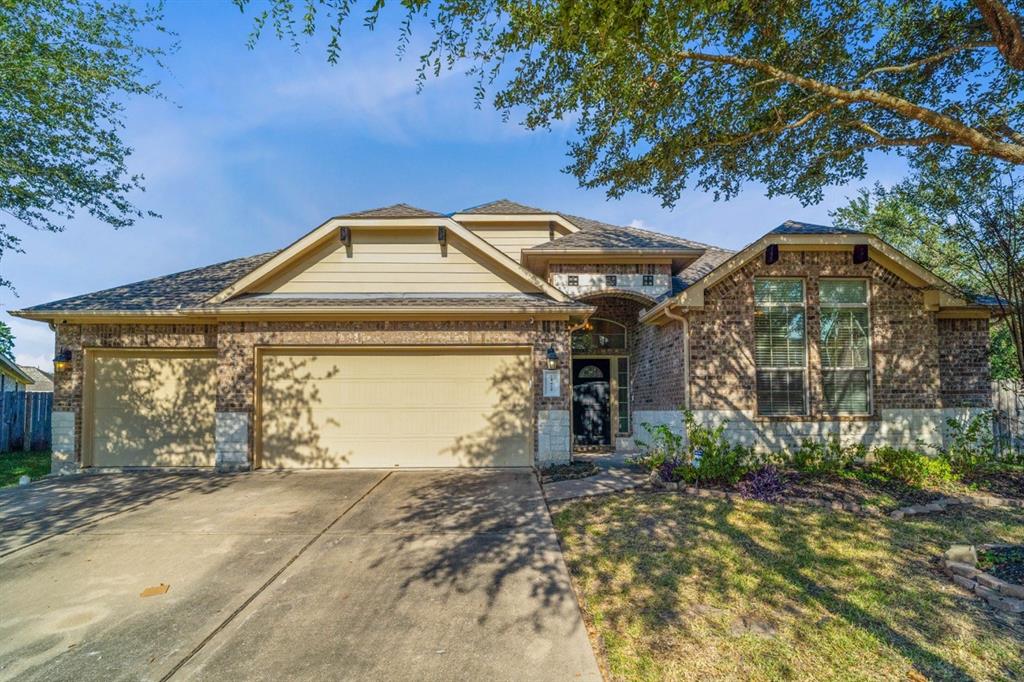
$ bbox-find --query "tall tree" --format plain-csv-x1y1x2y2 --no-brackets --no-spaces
236,0,1024,204
0,320,12,359
833,154,1024,378
0,0,173,291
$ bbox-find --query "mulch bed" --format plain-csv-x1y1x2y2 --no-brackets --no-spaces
659,466,1024,512
979,545,1024,584
962,466,1024,499
541,461,600,483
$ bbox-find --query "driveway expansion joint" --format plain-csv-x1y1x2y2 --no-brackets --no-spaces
159,471,392,681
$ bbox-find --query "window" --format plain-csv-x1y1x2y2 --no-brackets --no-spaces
567,275,579,286
617,358,630,433
755,279,807,416
820,279,871,414
571,318,628,352
606,275,617,287
642,274,654,286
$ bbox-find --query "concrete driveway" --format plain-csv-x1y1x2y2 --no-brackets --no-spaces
0,470,600,681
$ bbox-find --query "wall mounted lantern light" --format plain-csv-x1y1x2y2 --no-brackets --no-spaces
546,345,559,370
53,349,72,372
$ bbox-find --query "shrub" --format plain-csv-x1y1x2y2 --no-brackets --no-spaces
870,446,955,487
941,411,997,475
789,437,863,474
634,422,685,480
738,465,788,502
672,411,752,486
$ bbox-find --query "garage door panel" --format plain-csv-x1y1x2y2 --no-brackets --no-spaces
259,349,532,468
88,353,216,467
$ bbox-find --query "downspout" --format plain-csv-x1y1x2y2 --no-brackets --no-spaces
661,305,690,412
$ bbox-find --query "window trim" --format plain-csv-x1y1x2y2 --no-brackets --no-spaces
819,277,873,416
754,277,809,417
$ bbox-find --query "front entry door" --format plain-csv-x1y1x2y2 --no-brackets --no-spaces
572,359,611,446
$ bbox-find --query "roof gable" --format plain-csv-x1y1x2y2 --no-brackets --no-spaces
211,215,571,304
253,227,542,295
335,203,444,219
641,222,979,323
459,199,548,215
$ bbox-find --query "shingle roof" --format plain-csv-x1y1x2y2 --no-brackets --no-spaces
336,203,444,219
663,248,735,299
529,214,710,251
770,220,862,236
18,252,279,313
458,199,548,214
217,293,591,311
18,366,53,392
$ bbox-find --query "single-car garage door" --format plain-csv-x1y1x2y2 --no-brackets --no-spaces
85,350,217,467
258,347,532,468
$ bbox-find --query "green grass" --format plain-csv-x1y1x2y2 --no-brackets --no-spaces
0,451,51,487
552,492,1024,681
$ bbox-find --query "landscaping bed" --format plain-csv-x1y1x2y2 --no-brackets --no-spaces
540,460,599,483
979,545,1024,585
552,492,1024,681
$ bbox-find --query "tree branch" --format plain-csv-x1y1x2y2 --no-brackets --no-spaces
974,0,1024,69
670,49,1024,164
856,41,996,83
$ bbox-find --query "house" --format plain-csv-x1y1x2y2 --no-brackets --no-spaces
10,201,995,474
0,356,31,396
17,366,54,393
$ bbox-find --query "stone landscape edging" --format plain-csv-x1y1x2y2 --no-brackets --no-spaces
890,494,1024,519
943,544,1024,616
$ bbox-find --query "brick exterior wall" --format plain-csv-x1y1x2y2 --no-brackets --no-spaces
686,250,988,416
633,322,686,411
53,320,570,466
938,318,992,408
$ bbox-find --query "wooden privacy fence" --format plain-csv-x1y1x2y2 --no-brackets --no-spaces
0,392,52,452
993,380,1023,456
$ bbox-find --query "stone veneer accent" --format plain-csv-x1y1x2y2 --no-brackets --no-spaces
51,411,76,475
53,320,572,470
536,409,571,465
215,412,251,472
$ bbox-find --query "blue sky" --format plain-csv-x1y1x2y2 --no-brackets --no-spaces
3,2,910,368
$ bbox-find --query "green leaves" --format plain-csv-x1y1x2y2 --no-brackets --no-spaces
236,0,1024,207
0,0,173,288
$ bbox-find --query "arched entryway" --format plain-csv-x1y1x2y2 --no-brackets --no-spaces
571,292,653,450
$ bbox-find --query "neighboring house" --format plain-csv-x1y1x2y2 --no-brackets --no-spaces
18,366,54,393
0,356,30,396
10,201,995,474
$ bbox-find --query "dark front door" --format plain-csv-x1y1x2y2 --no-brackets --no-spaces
572,359,611,446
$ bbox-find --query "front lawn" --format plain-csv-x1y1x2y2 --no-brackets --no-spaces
0,451,51,488
552,492,1024,681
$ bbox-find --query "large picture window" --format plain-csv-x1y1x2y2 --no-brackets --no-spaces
754,279,807,416
820,279,872,414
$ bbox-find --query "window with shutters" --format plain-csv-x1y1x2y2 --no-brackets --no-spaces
754,279,807,416
820,279,872,414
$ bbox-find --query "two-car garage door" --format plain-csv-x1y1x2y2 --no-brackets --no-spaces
84,347,533,469
258,348,532,468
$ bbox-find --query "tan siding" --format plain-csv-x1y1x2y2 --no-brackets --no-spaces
86,350,216,467
257,228,538,294
258,348,533,468
467,223,560,262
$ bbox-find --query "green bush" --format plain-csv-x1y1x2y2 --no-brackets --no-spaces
672,411,752,486
789,438,863,474
633,422,686,480
870,446,955,487
941,411,997,475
